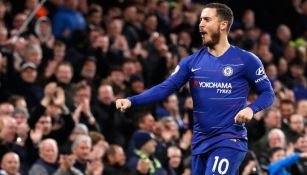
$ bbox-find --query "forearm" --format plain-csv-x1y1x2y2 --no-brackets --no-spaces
248,90,275,114
128,80,178,106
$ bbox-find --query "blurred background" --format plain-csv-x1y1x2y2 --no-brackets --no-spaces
0,0,306,175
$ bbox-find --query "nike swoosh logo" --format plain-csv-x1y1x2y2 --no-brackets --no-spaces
191,68,201,72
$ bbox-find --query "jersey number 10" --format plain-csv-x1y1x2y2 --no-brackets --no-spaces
212,156,229,174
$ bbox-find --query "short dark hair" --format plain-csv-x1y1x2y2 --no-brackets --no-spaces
204,3,234,32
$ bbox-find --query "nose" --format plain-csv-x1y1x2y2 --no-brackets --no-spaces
199,19,206,28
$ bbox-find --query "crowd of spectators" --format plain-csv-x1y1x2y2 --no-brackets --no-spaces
0,0,306,174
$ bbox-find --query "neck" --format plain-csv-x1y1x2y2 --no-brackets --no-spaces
207,36,230,57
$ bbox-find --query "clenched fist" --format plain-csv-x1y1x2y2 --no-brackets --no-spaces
115,99,132,112
234,107,254,123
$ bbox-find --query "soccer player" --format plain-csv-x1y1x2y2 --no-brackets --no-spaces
116,3,275,175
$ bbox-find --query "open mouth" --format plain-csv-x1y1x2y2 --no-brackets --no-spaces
200,31,207,37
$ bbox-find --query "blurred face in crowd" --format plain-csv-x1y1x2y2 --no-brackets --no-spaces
123,62,136,78
295,136,307,152
98,85,115,105
73,140,91,162
259,33,271,46
297,100,307,117
141,139,156,156
1,117,17,143
144,15,157,32
280,102,295,120
109,70,124,86
179,31,192,47
26,0,38,10
39,140,58,164
74,87,91,104
164,94,179,114
124,6,138,22
94,36,109,49
54,46,65,62
283,45,296,61
55,64,73,84
26,49,42,66
270,149,285,163
277,25,291,44
20,68,37,83
167,147,182,168
266,64,278,80
139,114,155,132
14,98,27,109
131,80,144,94
36,115,52,135
13,13,27,29
88,10,102,26
109,146,126,166
0,27,8,45
264,110,282,128
268,131,285,148
242,9,255,27
81,60,96,79
107,19,123,37
1,152,20,175
278,58,288,75
290,64,304,78
37,21,51,36
14,112,28,125
0,103,14,116
0,2,6,19
289,114,304,133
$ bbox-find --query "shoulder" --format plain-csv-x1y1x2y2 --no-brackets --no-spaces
179,47,207,65
29,164,47,175
232,46,260,63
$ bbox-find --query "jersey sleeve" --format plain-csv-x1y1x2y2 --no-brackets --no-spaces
128,56,191,106
243,52,275,113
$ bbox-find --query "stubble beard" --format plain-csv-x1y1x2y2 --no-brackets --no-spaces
202,29,221,49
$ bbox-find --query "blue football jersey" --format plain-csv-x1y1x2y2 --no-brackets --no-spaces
128,45,275,155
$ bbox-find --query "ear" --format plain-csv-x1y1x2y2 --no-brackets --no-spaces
220,21,229,31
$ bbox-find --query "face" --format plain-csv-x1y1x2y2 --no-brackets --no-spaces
199,8,223,48
73,140,91,161
89,11,102,25
297,100,307,117
40,141,58,163
21,68,37,83
81,61,96,79
55,64,73,84
74,88,91,104
13,14,26,29
295,136,307,152
113,146,126,166
167,147,181,168
54,46,65,61
110,71,124,84
1,118,17,143
36,116,52,135
142,139,156,155
98,85,115,105
268,132,285,148
0,103,14,116
270,149,285,163
123,62,136,77
1,153,20,175
139,114,155,132
38,22,51,35
281,103,294,120
14,112,28,125
289,114,304,133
